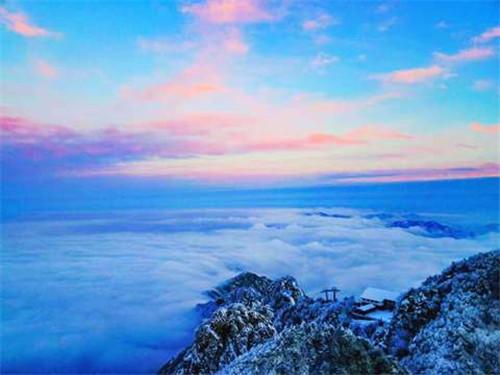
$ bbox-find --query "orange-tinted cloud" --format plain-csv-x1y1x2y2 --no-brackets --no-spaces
470,122,500,134
0,6,60,38
34,59,58,79
372,65,446,84
434,47,494,63
181,0,273,24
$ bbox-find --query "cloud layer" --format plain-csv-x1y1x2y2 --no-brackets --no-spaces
2,208,498,373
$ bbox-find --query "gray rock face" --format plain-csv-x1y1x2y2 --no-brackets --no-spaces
386,250,500,374
219,323,405,375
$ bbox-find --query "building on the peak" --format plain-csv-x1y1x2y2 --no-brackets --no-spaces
352,287,398,322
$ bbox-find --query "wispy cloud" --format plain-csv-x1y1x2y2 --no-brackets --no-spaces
181,0,274,24
372,65,446,84
434,47,495,63
435,21,449,29
0,6,60,38
121,60,227,101
470,122,500,134
343,125,414,141
322,163,500,183
137,36,196,54
222,28,249,55
473,26,500,44
378,17,397,32
34,59,58,79
471,79,495,92
302,12,337,31
310,53,339,70
375,2,393,14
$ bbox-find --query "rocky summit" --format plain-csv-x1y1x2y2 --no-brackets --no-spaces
159,250,499,375
385,250,500,374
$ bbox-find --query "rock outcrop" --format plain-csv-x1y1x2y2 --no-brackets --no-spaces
159,303,276,374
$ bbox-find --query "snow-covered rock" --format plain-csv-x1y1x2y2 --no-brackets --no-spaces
159,303,276,374
385,250,500,374
219,323,405,375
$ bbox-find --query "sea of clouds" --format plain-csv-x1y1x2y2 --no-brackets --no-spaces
2,208,499,373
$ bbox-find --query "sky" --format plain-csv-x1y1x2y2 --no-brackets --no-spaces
1,0,499,195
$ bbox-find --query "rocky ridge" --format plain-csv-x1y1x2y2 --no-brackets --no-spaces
159,250,499,374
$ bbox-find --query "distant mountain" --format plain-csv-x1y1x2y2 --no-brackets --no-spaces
158,250,499,374
387,219,474,239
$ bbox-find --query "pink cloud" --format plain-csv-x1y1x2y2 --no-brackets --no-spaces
138,82,224,100
143,113,252,136
4,112,416,176
372,65,446,84
0,115,74,140
0,6,60,38
223,28,249,55
344,125,414,141
239,133,360,152
470,122,500,134
302,13,336,31
34,59,58,79
434,47,495,63
181,0,274,24
293,91,401,115
473,26,500,44
230,125,413,153
123,61,226,101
